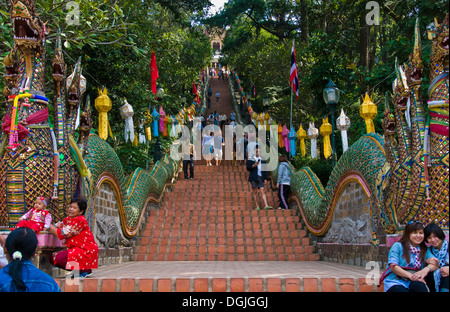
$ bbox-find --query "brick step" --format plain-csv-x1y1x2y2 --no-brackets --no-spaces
56,275,379,292
138,234,307,245
142,209,301,224
147,208,298,217
162,201,280,210
135,252,318,261
137,227,309,243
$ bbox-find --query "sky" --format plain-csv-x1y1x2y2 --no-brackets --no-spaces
210,0,227,14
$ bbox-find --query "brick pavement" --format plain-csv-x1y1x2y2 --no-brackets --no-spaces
55,261,382,292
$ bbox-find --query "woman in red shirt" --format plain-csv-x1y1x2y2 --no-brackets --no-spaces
49,198,98,278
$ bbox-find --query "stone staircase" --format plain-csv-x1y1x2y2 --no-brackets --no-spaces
133,160,318,262
53,76,381,292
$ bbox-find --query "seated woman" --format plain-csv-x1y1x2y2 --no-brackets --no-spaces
0,228,60,292
49,198,98,278
424,223,449,292
382,221,438,292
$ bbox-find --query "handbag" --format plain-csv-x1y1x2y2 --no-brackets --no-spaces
378,265,420,287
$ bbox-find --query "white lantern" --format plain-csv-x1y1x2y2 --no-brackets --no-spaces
120,99,135,143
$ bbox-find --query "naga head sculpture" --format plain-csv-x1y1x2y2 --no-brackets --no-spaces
11,0,44,49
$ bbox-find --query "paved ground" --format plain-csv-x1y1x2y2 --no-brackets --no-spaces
55,260,381,292
89,261,371,279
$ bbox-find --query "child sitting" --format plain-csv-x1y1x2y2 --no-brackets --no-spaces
15,197,52,234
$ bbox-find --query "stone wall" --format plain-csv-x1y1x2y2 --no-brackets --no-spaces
92,182,131,249
315,242,390,268
321,181,373,244
291,180,390,268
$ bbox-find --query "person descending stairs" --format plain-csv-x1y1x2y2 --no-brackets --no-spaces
134,74,319,262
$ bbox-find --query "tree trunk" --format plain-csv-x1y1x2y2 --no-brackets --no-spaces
359,12,370,69
300,0,309,45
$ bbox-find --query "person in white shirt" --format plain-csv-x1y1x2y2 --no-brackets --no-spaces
213,134,225,166
215,92,220,104
202,132,214,166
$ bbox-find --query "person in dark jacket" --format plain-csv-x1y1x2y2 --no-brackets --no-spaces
277,155,291,209
246,148,272,210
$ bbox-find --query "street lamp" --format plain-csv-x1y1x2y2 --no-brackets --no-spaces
323,79,340,167
156,84,165,100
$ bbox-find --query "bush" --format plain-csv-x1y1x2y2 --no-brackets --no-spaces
291,155,333,187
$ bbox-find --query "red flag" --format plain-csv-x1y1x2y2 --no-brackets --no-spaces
150,51,159,95
192,81,200,104
290,41,299,100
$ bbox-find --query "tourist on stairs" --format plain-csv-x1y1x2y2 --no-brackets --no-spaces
246,148,272,210
277,155,291,209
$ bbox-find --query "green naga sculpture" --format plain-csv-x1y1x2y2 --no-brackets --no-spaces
276,15,448,245
1,0,180,243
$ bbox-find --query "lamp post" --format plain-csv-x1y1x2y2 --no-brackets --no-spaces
323,79,340,167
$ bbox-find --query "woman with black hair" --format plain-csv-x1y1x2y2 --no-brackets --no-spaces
49,198,98,278
0,227,60,292
382,221,438,292
424,223,449,292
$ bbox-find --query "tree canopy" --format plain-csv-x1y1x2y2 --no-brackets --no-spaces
204,0,448,146
1,0,213,171
1,0,448,173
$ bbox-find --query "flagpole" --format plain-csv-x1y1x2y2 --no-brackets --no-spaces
290,88,293,131
290,39,294,131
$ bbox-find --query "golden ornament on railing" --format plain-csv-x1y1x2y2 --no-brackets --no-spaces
144,111,152,141
264,113,270,131
297,124,307,157
320,117,332,159
94,87,112,140
359,93,377,133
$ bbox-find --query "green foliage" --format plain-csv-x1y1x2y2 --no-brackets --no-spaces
291,155,333,187
1,0,212,172
201,0,448,185
203,0,448,145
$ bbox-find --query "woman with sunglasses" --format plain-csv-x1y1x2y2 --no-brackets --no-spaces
424,223,449,292
383,221,438,292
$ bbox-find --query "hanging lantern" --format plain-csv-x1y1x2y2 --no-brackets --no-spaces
169,115,176,137
163,114,169,137
257,113,264,130
138,119,146,144
282,125,289,152
144,110,152,141
94,87,112,140
133,126,139,146
159,106,166,133
360,93,377,133
278,123,284,148
320,117,332,159
120,99,135,143
251,111,258,125
297,124,306,157
187,107,193,122
288,127,297,157
307,122,319,158
264,113,270,131
151,107,159,137
336,109,351,152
